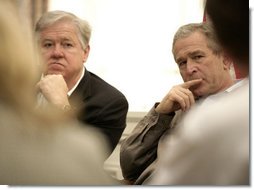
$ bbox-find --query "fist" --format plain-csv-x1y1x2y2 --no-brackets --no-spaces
155,78,202,114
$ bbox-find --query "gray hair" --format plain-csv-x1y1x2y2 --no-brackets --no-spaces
35,10,91,49
172,23,222,56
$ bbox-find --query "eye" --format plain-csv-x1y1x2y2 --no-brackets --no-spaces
193,55,203,60
63,42,73,48
43,42,53,48
178,60,187,67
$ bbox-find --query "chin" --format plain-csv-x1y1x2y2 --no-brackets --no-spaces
193,89,204,98
191,85,208,97
46,70,63,75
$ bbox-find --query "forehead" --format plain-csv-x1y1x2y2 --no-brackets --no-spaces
40,21,79,41
173,32,210,56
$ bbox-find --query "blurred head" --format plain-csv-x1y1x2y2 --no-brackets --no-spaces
0,1,39,110
172,23,234,97
205,0,249,76
35,11,92,89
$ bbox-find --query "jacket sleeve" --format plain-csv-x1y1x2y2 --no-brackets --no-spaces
120,104,175,182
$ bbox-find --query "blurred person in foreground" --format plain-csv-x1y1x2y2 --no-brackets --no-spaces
120,22,238,185
0,1,117,185
35,10,128,155
148,0,249,185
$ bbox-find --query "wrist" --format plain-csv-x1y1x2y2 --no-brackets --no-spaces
154,103,175,116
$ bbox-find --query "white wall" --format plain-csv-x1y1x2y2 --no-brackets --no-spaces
48,0,205,179
48,0,204,112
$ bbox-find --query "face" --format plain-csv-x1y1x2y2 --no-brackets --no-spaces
173,31,232,97
39,21,89,86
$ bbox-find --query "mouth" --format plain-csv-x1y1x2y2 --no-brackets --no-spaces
48,62,65,67
189,79,203,92
190,85,199,92
51,62,64,66
47,62,65,72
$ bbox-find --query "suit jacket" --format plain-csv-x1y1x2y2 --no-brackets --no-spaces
69,69,128,154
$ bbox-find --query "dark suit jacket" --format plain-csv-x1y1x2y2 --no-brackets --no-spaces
69,69,128,154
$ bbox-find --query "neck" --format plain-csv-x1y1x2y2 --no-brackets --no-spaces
66,68,85,94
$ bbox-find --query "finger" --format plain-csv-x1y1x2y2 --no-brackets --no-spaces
181,78,202,89
175,87,195,110
189,89,196,106
173,90,190,111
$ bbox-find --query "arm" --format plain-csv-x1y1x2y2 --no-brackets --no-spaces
120,79,202,183
120,104,175,182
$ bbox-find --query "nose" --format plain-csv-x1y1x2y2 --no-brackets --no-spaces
51,45,64,58
186,60,197,75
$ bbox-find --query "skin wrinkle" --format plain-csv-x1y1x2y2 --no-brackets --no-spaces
173,32,233,97
39,21,88,90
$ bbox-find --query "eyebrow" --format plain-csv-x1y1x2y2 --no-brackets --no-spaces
41,38,76,46
189,50,204,56
175,50,205,64
175,57,184,64
61,37,74,42
41,36,74,41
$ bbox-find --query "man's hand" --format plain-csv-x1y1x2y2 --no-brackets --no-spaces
37,74,70,108
155,79,202,114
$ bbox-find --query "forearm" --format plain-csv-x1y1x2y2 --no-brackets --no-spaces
120,104,175,181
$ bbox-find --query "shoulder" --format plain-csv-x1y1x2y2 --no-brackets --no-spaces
88,70,127,99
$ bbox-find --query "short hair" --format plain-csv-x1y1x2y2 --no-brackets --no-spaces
35,10,91,49
172,23,222,57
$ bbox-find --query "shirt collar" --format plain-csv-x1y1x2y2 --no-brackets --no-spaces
67,66,85,96
200,78,247,103
225,78,248,93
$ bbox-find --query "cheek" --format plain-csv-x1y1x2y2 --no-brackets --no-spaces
41,51,51,59
65,55,84,68
191,81,210,96
180,71,187,80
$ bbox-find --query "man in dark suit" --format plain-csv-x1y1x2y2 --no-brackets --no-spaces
35,10,128,155
69,70,128,153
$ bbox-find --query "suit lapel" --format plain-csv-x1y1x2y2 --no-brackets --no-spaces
69,69,92,106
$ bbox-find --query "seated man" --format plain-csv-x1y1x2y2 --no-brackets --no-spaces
147,0,249,185
120,22,237,184
35,11,129,155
